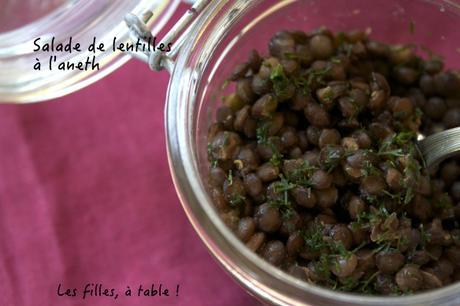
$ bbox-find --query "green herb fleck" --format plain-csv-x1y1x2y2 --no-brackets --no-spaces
401,154,421,205
359,271,380,293
256,125,284,166
268,175,296,219
415,107,424,119
361,160,381,177
227,170,233,186
313,253,332,279
404,187,414,205
378,132,416,159
365,194,378,204
221,79,229,90
269,149,283,167
397,235,410,250
356,206,389,228
302,222,327,252
293,76,311,96
419,224,431,246
329,241,352,259
270,64,291,100
318,86,334,104
394,131,417,145
321,145,343,172
207,143,218,168
272,175,296,194
331,57,342,64
336,276,359,292
256,126,268,144
378,147,405,158
306,66,331,86
229,194,246,208
287,160,316,186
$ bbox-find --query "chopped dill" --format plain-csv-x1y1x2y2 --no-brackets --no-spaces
361,160,381,177
270,149,283,167
256,125,284,166
229,194,246,209
268,175,296,219
302,222,328,252
207,143,218,168
321,145,343,172
286,160,316,186
306,66,331,86
256,126,268,144
270,64,291,100
227,169,233,186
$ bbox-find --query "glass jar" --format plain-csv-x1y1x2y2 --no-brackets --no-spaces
2,0,460,305
0,0,180,102
165,0,460,305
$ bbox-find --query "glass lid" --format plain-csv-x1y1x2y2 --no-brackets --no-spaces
0,0,180,103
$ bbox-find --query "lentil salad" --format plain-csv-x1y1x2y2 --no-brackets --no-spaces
207,27,460,295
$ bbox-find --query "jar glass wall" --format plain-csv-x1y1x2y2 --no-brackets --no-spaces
166,0,460,305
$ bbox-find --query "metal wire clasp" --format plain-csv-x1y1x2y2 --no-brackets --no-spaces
124,0,211,73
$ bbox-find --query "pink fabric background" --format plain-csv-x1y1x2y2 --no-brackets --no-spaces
0,4,257,306
2,1,459,306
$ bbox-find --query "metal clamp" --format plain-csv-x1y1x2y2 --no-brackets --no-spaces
124,0,211,73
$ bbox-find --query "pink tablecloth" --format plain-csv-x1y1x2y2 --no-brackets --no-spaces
0,6,256,306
